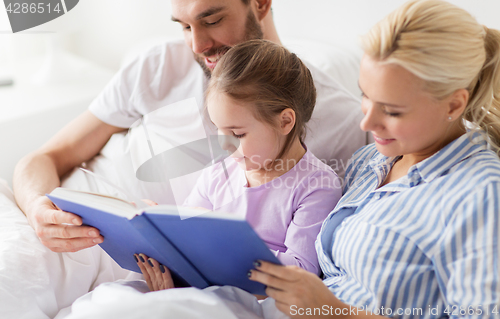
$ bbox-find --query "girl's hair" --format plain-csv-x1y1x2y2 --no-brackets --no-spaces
361,0,500,154
207,39,316,160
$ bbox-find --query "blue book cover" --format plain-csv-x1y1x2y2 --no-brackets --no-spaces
47,187,280,295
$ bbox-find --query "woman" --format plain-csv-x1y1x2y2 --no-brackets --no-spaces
249,0,500,317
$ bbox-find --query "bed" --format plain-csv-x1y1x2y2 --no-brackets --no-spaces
0,38,362,318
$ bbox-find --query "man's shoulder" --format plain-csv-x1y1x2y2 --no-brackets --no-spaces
124,38,206,98
129,38,198,75
303,60,358,100
303,59,362,121
301,59,366,177
154,38,194,58
138,38,191,57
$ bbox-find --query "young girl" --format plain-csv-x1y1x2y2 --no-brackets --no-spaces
136,40,342,289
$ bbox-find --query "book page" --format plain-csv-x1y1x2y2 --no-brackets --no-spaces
145,205,245,221
50,188,140,219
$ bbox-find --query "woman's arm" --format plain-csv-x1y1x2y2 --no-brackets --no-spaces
249,261,384,318
432,184,500,318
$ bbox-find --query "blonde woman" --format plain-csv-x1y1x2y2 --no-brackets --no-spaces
249,0,500,317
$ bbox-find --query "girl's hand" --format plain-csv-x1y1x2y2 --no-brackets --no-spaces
141,199,158,206
135,254,174,291
248,261,346,318
131,199,158,208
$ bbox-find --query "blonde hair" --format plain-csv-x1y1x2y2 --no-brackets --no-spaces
362,0,500,154
207,39,316,160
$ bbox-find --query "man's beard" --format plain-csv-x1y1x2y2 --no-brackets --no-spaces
194,10,264,78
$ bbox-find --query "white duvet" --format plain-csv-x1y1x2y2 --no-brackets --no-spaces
0,179,139,318
0,179,287,319
64,281,286,319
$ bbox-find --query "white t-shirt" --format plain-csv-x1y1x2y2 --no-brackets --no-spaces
79,39,365,204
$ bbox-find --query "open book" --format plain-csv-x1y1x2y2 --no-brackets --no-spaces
47,187,280,295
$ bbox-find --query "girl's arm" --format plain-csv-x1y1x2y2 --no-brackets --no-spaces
275,170,341,274
181,166,214,210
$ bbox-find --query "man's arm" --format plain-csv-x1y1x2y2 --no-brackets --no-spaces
13,110,126,252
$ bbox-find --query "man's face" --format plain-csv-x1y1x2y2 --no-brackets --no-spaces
171,0,263,77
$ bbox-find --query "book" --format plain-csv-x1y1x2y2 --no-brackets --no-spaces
47,187,281,295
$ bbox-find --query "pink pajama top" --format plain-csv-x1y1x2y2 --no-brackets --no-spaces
184,149,342,275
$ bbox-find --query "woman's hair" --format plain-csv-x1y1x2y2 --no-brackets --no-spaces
361,0,500,154
207,39,316,160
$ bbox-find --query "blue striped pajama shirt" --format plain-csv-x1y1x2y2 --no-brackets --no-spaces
316,132,500,318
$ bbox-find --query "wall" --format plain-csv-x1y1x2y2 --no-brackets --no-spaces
70,0,500,70
2,0,499,72
272,0,500,46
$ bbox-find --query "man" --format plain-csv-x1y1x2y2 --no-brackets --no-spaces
13,0,365,254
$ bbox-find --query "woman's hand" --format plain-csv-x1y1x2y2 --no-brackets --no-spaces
248,261,347,318
135,253,174,291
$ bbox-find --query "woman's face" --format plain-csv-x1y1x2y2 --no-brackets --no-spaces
358,54,457,161
207,92,282,171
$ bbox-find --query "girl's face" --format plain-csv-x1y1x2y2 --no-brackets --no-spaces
207,92,283,171
358,54,464,163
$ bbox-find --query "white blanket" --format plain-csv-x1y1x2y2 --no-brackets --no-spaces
0,179,140,319
63,281,288,319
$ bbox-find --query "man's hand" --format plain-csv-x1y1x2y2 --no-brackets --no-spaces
13,111,125,253
135,254,175,291
29,195,103,252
